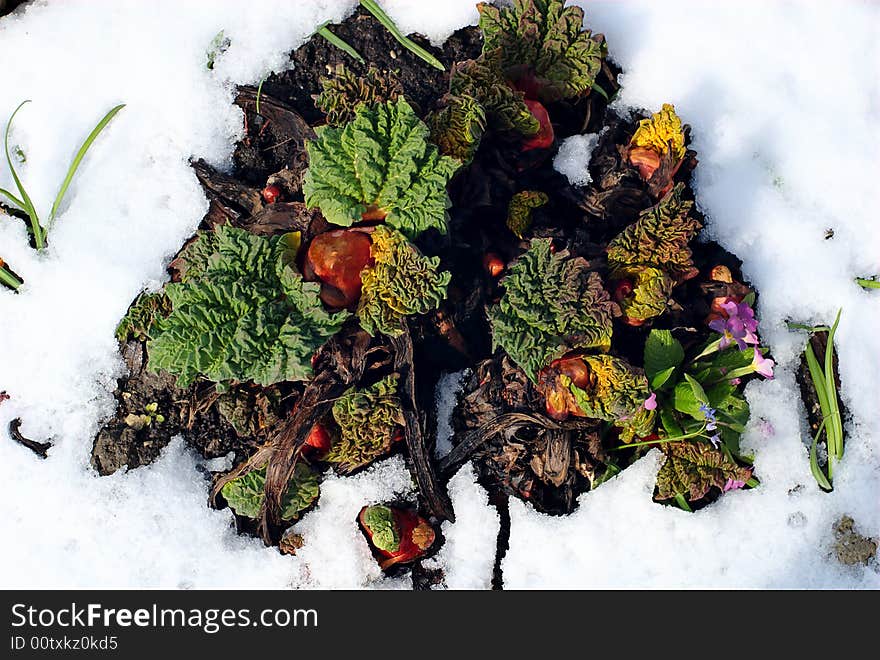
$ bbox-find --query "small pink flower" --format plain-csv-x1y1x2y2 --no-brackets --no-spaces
751,350,775,379
643,392,657,410
730,377,741,386
723,477,747,492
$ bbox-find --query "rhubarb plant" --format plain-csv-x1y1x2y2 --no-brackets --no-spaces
506,190,548,238
326,374,404,473
655,440,752,503
627,103,687,198
488,238,616,381
221,463,319,521
147,225,348,388
315,64,403,126
477,0,607,103
302,98,460,240
115,291,171,342
357,225,451,337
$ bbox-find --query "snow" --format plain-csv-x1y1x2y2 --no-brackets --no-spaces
423,463,499,589
1,0,878,589
553,132,600,187
433,369,467,459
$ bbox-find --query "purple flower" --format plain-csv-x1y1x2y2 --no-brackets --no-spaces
709,434,722,448
723,477,747,492
643,392,657,410
709,299,759,350
752,350,775,379
730,377,742,386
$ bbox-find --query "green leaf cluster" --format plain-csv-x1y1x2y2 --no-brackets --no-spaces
361,504,400,553
302,98,460,240
569,355,654,443
477,0,607,103
428,93,486,164
147,225,348,388
326,374,404,473
488,238,616,381
221,463,319,521
115,291,171,342
357,225,451,337
506,190,548,238
607,183,701,284
315,64,403,126
655,441,751,502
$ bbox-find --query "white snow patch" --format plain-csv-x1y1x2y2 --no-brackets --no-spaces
553,132,600,187
424,463,499,589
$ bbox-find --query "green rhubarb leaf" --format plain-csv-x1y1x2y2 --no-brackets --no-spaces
478,0,607,103
488,238,617,381
569,355,655,442
655,440,752,501
315,64,403,126
115,291,171,342
607,183,702,284
361,505,400,553
506,190,548,238
147,225,348,388
302,97,460,240
357,225,451,337
221,463,319,521
428,93,487,164
644,329,684,387
327,374,404,473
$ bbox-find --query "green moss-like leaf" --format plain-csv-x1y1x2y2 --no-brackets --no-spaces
357,226,451,338
361,505,400,553
613,265,675,323
448,55,540,135
302,98,461,240
569,355,655,442
315,64,403,126
607,183,702,284
327,374,404,473
147,225,348,388
221,463,319,521
428,94,486,164
478,0,607,103
115,291,171,342
506,190,548,238
655,441,752,502
488,238,616,381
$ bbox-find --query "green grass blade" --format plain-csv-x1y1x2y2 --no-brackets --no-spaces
855,277,880,290
48,104,125,227
256,77,266,115
823,309,843,463
0,262,22,290
315,23,365,64
804,340,829,412
4,100,43,249
809,417,832,491
0,186,25,210
590,81,609,101
673,493,693,512
359,0,445,71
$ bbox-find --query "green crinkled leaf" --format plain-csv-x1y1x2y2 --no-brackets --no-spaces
315,64,403,126
357,226,451,337
448,55,540,136
221,463,319,521
607,183,702,284
361,505,400,553
613,265,675,323
488,238,616,381
327,374,404,473
302,97,461,240
428,93,487,164
147,225,348,388
478,0,607,103
506,190,548,238
655,440,752,501
115,291,171,342
569,355,655,442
